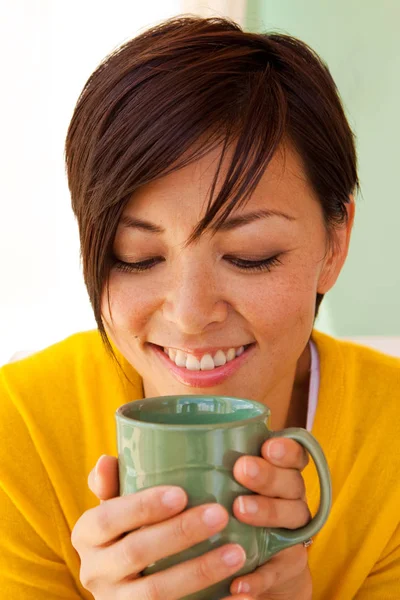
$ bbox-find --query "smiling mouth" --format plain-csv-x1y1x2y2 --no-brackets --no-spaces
150,342,255,371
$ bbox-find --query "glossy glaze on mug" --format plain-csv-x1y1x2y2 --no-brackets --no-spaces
116,396,332,600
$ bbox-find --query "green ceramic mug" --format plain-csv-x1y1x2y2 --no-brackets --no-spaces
116,395,332,599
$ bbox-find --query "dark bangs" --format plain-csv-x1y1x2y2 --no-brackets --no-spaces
65,15,359,358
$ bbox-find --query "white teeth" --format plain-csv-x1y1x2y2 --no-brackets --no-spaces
200,354,215,370
163,345,249,370
226,348,236,362
213,350,227,366
186,354,201,371
174,350,187,368
168,348,177,361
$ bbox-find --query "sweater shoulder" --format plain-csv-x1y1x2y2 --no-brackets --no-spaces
312,330,400,432
3,328,106,368
1,330,110,385
313,329,400,386
0,330,128,419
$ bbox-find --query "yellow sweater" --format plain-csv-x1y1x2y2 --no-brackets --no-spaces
0,330,399,599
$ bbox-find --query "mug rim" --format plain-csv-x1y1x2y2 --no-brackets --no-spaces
115,395,271,430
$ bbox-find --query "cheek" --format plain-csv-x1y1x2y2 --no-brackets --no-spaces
101,274,161,331
237,267,318,339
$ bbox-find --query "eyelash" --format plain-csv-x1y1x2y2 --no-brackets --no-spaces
113,255,282,273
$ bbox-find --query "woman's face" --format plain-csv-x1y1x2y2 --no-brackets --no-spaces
102,142,352,419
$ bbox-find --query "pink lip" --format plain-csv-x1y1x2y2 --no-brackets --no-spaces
150,343,256,388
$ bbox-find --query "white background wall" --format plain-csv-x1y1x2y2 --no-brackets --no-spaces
0,0,183,365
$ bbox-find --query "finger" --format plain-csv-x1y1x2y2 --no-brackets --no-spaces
118,542,246,600
88,455,119,502
233,456,306,500
222,594,254,600
262,438,309,470
71,485,188,549
230,544,309,597
232,495,311,529
93,502,232,582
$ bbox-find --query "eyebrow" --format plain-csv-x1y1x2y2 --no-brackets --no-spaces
119,209,296,234
216,209,296,231
120,214,164,233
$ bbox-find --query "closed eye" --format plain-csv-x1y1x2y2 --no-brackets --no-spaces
112,254,283,273
224,255,283,272
112,257,164,273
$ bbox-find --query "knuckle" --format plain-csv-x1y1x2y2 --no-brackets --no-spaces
262,461,276,488
135,490,153,523
141,576,163,600
173,511,195,543
195,553,219,585
120,533,141,571
268,499,310,528
267,499,280,525
79,563,96,591
255,564,278,591
289,500,310,528
71,512,91,550
94,503,113,538
293,472,306,499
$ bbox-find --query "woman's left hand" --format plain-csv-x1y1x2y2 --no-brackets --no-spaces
230,437,313,599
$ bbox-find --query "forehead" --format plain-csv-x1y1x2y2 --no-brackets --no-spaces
123,140,318,224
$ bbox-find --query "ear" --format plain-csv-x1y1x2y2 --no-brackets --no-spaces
317,195,355,294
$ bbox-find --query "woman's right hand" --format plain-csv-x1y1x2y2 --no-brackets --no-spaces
71,455,252,600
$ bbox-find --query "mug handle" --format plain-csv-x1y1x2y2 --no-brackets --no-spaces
260,427,332,560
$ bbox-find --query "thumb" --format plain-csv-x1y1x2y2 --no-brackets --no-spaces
88,454,119,502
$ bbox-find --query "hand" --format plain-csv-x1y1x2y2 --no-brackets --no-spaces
229,438,313,599
71,455,253,600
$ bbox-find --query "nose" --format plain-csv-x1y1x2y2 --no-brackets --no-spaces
162,261,228,335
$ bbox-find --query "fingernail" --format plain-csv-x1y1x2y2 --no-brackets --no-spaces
267,440,285,459
221,545,246,566
244,458,259,478
202,505,226,527
237,580,251,593
162,488,185,508
238,496,258,514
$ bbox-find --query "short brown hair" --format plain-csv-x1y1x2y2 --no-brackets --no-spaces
65,15,359,357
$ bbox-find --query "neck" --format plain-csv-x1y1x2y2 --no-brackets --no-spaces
268,342,311,431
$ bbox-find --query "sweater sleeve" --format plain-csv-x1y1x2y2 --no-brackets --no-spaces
0,369,86,599
355,523,400,599
0,487,84,599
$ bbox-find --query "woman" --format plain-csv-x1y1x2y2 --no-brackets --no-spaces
1,15,399,600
